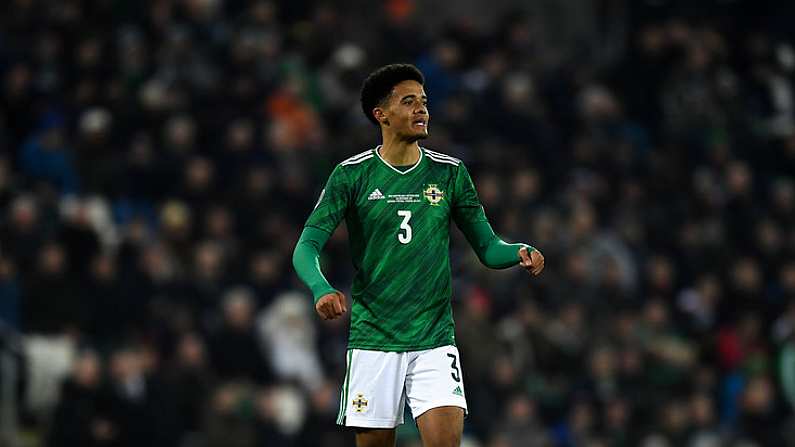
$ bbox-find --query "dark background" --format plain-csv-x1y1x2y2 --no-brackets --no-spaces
1,0,795,446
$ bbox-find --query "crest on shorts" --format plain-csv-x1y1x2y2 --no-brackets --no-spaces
423,184,444,206
352,393,369,413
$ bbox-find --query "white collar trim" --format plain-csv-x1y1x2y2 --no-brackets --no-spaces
375,145,423,175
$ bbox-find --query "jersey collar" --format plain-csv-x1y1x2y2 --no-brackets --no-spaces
374,145,424,175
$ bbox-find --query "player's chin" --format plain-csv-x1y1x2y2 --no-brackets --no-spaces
401,127,429,142
410,129,429,141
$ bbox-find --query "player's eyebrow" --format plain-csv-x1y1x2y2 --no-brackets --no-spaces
400,94,428,101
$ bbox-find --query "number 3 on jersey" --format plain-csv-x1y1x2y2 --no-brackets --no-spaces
397,210,412,244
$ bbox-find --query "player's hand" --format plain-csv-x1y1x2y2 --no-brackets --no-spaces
519,247,544,276
315,291,347,320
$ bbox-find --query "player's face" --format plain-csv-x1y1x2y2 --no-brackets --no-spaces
381,80,429,141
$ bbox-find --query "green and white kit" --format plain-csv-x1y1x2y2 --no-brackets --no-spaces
293,146,533,427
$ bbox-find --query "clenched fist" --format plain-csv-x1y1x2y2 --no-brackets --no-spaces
519,247,544,276
316,291,347,320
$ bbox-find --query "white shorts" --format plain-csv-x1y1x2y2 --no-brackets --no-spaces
336,345,468,428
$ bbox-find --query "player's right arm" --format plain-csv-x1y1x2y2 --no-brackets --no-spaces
292,165,349,320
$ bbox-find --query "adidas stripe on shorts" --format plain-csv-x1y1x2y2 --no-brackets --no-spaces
336,345,468,428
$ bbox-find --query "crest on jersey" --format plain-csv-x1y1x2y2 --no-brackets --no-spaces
423,184,445,206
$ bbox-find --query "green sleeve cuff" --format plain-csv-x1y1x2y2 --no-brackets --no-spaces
459,219,535,270
292,226,338,303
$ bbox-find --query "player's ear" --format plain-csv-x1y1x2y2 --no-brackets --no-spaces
373,108,389,126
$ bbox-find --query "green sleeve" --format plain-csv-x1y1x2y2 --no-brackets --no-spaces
451,163,535,269
780,343,795,409
293,165,350,302
304,165,350,233
293,226,338,303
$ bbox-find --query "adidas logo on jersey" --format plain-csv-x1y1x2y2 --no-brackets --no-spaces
453,386,463,397
368,188,385,200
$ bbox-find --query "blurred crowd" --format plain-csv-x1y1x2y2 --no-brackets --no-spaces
1,0,795,446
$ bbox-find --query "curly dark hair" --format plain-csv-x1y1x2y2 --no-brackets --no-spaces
360,64,425,126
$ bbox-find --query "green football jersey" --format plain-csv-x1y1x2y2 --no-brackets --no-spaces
304,146,488,351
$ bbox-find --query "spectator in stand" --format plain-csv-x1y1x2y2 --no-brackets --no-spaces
208,288,271,384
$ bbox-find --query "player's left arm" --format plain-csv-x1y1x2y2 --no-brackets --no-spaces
451,164,544,276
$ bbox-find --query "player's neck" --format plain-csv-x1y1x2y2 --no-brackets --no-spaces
378,137,421,166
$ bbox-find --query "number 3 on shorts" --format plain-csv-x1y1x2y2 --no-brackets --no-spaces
397,210,412,244
447,353,461,382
